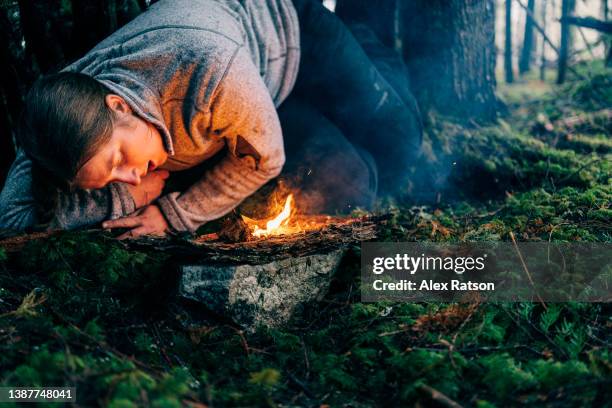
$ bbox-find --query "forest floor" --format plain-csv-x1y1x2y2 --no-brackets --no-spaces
0,62,610,407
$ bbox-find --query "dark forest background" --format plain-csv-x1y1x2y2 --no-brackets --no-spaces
0,1,610,406
1,0,610,184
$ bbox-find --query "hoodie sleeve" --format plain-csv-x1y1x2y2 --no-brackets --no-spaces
156,46,286,233
0,147,137,231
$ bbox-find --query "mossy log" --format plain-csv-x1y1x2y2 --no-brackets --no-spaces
0,214,386,329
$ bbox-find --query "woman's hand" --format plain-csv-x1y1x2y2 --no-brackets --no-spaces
125,170,170,209
102,204,170,240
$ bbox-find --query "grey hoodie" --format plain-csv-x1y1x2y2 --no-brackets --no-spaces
0,0,300,233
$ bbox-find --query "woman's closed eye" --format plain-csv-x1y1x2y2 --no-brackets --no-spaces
113,151,123,169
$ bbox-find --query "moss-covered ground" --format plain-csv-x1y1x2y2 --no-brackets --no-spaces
0,64,610,407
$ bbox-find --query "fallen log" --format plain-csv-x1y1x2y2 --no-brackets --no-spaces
118,214,386,264
0,215,385,257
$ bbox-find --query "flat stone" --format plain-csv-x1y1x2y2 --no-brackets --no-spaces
179,248,345,330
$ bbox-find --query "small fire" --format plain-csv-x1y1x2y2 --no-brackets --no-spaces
242,194,295,237
239,193,336,239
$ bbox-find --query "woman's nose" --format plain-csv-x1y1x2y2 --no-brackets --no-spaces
116,168,141,185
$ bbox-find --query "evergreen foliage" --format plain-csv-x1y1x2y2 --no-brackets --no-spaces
0,64,610,407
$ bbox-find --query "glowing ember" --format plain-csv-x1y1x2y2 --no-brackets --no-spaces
242,194,295,237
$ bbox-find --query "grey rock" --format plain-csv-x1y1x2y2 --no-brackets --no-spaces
179,248,345,330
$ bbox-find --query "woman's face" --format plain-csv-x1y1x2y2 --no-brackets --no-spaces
74,95,168,190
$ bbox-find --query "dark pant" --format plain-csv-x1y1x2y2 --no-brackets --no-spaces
279,0,422,214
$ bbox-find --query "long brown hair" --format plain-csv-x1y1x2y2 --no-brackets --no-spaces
17,72,115,223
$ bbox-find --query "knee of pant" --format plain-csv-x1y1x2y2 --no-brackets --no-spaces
365,113,422,168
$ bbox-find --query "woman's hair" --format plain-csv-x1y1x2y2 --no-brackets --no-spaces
17,72,116,224
17,72,116,191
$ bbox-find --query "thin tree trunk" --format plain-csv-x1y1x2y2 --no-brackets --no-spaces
16,0,66,73
517,0,586,80
540,0,547,80
505,0,515,83
393,0,402,54
0,5,33,181
605,0,612,66
0,84,15,183
108,0,118,34
576,26,596,60
70,0,119,58
519,0,536,74
557,0,575,84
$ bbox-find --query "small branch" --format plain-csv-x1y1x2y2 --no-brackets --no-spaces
48,308,163,377
560,16,612,34
576,25,596,60
417,384,464,408
509,231,547,310
226,324,250,356
287,372,317,400
556,157,610,184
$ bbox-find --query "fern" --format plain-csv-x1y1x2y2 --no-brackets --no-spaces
539,305,561,333
554,319,586,359
480,354,536,399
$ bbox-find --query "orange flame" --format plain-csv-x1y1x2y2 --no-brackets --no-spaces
242,194,294,237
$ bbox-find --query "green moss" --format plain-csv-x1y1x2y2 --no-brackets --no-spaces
0,62,610,407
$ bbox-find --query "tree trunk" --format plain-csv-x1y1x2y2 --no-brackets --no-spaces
519,0,536,74
0,5,33,182
70,0,118,58
17,0,66,73
540,0,547,80
335,0,498,122
0,90,15,183
70,0,144,61
606,0,612,66
401,0,498,121
557,0,575,84
505,0,515,83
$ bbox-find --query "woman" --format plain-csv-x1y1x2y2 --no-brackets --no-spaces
0,0,422,239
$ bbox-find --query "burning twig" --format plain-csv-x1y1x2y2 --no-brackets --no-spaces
218,214,253,243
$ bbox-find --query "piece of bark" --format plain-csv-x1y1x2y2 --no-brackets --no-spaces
218,215,253,243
